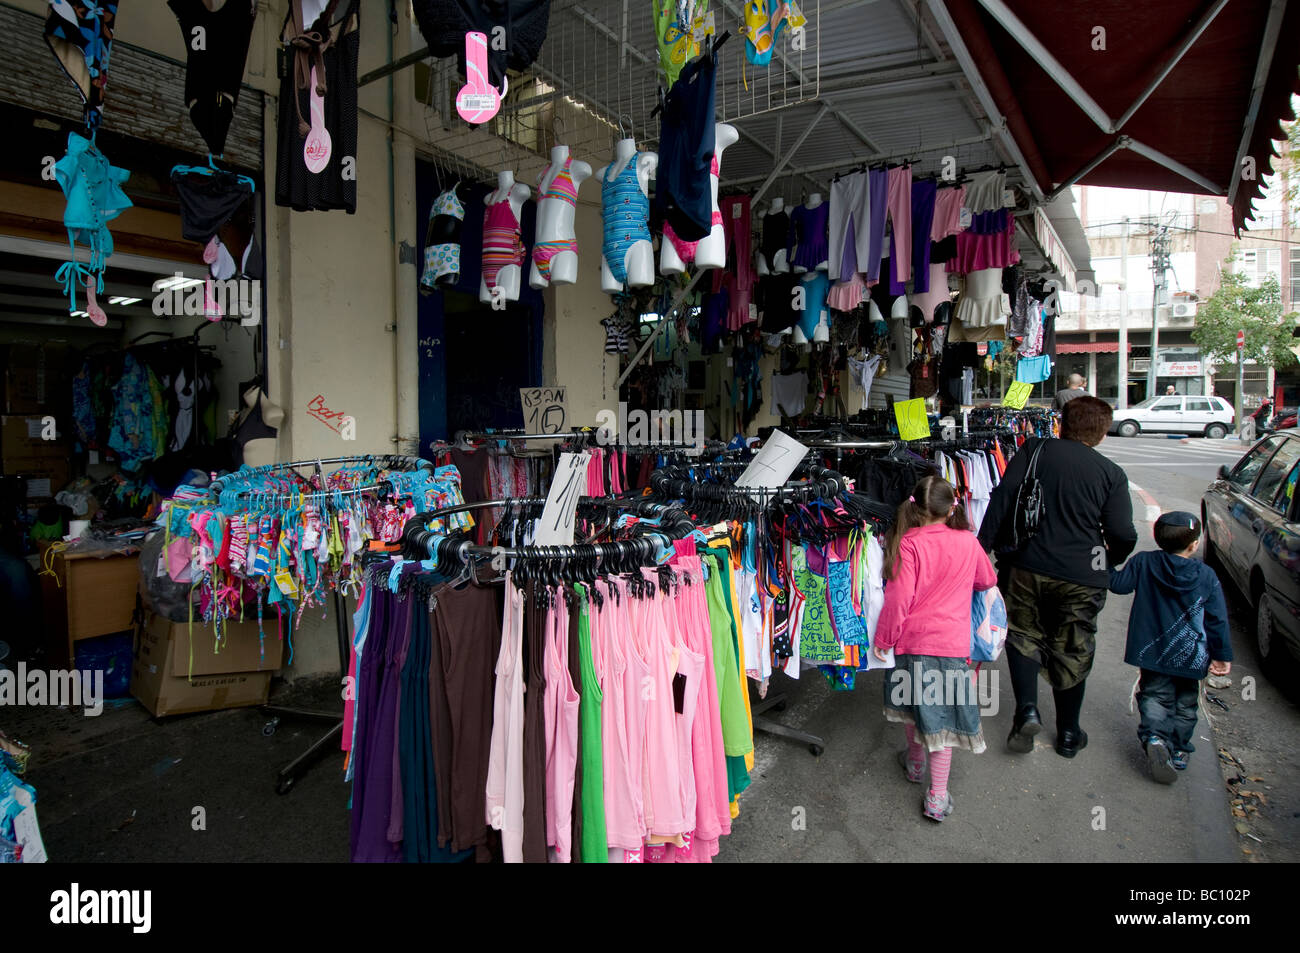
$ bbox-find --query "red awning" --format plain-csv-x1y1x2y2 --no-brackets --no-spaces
1056,342,1131,354
940,0,1300,234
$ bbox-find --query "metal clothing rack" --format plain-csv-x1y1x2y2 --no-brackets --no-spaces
208,453,431,794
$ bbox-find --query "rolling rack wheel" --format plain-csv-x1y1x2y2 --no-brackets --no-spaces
262,717,280,737
808,743,824,757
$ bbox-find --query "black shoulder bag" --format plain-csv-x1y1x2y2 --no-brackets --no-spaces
997,438,1047,554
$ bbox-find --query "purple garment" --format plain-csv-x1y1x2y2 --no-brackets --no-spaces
968,209,1008,235
386,591,416,846
839,218,858,282
788,202,829,271
351,587,401,862
865,169,888,283
906,179,938,295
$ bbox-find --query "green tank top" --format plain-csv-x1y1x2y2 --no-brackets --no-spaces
575,585,608,862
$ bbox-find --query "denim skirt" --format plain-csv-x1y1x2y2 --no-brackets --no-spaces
882,654,987,753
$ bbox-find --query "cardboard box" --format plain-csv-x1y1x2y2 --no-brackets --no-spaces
1,415,66,459
2,456,71,500
146,612,285,678
131,616,273,718
3,344,69,416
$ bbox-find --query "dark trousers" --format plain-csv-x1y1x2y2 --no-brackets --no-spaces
1137,670,1200,753
1005,567,1108,691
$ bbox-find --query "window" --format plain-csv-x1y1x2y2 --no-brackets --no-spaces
1272,463,1299,517
1187,398,1212,412
1210,397,1230,412
1290,248,1300,307
1152,399,1183,412
1252,439,1300,506
1228,436,1284,491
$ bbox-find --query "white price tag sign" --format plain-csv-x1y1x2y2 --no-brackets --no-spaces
735,430,807,489
534,451,590,546
12,788,47,863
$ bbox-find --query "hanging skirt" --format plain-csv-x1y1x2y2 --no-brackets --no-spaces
882,654,987,753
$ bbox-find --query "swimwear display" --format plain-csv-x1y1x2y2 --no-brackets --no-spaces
664,153,723,265
713,194,755,330
601,154,651,286
482,193,525,292
53,132,132,321
532,155,581,283
655,49,717,242
276,0,360,213
796,272,830,339
788,202,829,271
421,186,466,292
43,0,118,129
761,208,790,271
654,0,709,87
172,167,255,244
168,0,258,156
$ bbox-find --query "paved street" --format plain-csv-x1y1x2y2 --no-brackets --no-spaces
719,435,1299,863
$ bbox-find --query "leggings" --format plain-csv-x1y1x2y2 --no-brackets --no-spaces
713,195,754,330
866,169,888,283
828,170,871,281
910,179,938,294
886,165,913,294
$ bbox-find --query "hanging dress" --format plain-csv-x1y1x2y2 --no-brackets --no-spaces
168,0,258,156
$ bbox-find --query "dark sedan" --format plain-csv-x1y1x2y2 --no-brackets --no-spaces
1203,430,1300,678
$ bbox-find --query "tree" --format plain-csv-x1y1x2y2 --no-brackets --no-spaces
1192,258,1298,371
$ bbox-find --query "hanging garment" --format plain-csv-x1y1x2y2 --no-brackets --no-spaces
485,581,526,862
885,166,914,294
964,169,1006,213
412,0,551,90
654,0,709,86
761,207,790,272
275,0,360,213
532,155,580,282
788,202,829,271
828,170,871,281
172,168,254,244
52,133,132,322
795,271,830,340
482,193,526,293
655,49,717,242
421,185,466,291
44,0,118,129
909,179,938,293
601,154,651,286
847,353,882,409
930,185,966,241
168,0,258,156
1015,354,1053,384
713,194,755,330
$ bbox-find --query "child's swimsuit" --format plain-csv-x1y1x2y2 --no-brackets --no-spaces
422,186,465,291
601,154,650,286
482,192,525,293
532,156,579,282
663,154,722,264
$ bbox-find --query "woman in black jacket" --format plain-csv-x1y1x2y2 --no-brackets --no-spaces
976,397,1138,758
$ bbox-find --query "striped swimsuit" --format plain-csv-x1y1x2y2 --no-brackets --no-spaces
532,158,580,282
482,192,524,292
601,154,650,286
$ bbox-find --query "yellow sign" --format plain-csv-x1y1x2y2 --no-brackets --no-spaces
1002,381,1032,409
894,398,931,441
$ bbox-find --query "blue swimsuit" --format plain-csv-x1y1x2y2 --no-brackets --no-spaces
601,155,650,286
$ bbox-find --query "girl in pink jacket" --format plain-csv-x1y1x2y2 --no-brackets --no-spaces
872,476,997,822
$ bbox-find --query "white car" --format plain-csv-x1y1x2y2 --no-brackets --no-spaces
1110,394,1235,439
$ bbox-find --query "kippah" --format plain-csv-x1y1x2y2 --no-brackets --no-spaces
1157,510,1199,529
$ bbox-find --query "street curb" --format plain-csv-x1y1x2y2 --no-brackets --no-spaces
1128,482,1162,523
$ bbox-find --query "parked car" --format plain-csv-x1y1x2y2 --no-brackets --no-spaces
1111,394,1235,438
1202,429,1300,676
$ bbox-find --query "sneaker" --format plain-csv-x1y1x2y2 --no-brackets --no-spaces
923,791,954,822
1145,738,1178,784
897,749,926,784
1171,750,1189,771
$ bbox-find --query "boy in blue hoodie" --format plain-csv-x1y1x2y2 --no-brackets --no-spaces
1108,512,1232,784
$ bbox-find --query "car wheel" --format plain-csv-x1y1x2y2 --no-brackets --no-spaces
1117,420,1140,438
1254,588,1297,682
1205,423,1228,439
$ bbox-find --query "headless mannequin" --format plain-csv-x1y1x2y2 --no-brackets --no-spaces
479,169,531,305
529,144,591,289
597,138,658,292
793,192,827,274
235,385,284,467
660,122,739,275
755,197,788,277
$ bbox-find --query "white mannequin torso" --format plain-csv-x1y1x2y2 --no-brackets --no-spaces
480,169,531,304
660,122,739,276
598,138,658,292
530,145,591,289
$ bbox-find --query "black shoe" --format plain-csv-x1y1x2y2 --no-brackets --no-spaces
1056,728,1089,758
1007,704,1043,753
1145,738,1178,784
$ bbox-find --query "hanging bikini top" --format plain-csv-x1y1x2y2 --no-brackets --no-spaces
431,186,466,220
53,133,132,312
542,158,579,207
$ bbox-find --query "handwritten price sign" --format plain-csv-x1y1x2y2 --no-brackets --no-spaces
520,386,568,434
1002,381,1032,409
893,398,931,441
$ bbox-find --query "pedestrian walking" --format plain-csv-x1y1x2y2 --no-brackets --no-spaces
1052,373,1088,410
977,397,1138,758
874,476,997,822
1107,512,1232,783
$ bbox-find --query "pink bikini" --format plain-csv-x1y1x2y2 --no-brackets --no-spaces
663,154,723,264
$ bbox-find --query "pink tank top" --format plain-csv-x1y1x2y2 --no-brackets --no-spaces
544,592,580,862
638,572,687,837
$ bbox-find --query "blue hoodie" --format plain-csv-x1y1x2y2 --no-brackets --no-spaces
1109,551,1232,679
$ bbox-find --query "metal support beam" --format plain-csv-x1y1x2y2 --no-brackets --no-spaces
1126,138,1224,195
923,0,1044,202
617,105,830,389
1045,137,1129,202
1228,0,1288,206
974,0,1113,132
359,46,431,88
